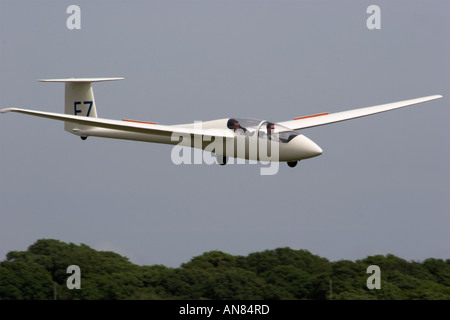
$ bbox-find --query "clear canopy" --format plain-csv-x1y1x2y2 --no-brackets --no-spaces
226,118,300,143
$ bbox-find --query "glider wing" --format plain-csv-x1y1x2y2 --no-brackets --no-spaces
278,95,442,131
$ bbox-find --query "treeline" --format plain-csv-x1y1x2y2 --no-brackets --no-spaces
0,239,449,300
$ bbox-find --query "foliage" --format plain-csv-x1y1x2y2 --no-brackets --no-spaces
0,239,449,300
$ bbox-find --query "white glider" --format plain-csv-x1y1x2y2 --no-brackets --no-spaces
0,78,442,167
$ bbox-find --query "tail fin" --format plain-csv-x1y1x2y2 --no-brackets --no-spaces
38,78,123,135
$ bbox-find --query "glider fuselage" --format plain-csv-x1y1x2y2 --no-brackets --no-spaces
72,117,323,162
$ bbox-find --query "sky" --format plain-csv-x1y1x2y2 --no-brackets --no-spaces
0,0,449,268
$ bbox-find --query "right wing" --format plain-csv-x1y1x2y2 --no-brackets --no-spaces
278,95,443,131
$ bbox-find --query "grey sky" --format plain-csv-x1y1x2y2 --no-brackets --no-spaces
0,1,448,267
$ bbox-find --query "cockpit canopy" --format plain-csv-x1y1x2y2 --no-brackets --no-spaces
226,118,300,143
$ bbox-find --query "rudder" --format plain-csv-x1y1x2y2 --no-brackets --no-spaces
38,77,123,136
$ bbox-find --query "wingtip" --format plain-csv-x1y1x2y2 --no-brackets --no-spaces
420,94,443,102
0,108,21,114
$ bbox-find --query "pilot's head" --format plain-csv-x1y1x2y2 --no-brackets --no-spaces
267,122,275,132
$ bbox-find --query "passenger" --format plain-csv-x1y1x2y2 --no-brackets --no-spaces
227,118,246,135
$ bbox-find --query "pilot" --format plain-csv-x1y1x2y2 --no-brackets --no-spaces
227,119,246,135
266,122,279,141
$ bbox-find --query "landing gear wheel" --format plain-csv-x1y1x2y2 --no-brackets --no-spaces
287,161,298,168
80,136,87,141
216,155,228,166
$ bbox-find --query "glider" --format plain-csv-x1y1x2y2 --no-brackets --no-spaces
0,78,442,167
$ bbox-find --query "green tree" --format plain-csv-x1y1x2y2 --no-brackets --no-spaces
205,268,267,299
1,239,449,300
0,259,53,299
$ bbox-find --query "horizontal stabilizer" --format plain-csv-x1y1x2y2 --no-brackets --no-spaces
38,78,124,83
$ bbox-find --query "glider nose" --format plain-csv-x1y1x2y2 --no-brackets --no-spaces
295,135,323,159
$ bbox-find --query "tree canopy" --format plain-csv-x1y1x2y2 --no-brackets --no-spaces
0,239,449,300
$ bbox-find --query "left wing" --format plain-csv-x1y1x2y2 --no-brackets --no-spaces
0,107,234,139
278,95,442,131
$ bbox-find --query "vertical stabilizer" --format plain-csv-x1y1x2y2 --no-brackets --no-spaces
38,78,123,136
